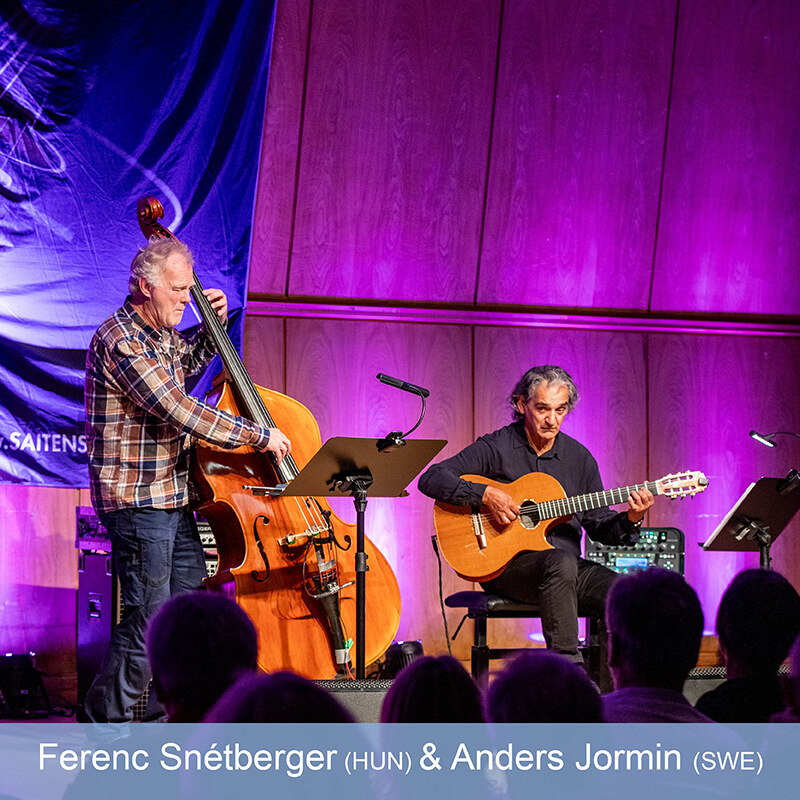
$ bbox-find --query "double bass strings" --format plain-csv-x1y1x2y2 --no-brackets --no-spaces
188,276,332,539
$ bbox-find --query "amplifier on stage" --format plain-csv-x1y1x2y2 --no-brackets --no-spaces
75,506,219,706
584,527,684,575
76,508,114,704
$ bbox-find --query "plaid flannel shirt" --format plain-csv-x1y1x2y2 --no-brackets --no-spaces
86,298,271,515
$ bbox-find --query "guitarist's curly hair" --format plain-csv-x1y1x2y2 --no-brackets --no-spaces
509,365,579,420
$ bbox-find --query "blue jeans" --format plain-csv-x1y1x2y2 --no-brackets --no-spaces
82,507,207,723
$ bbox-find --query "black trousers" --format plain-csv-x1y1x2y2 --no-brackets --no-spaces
482,547,618,661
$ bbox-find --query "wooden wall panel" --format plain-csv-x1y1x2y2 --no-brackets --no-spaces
283,318,474,658
472,326,648,647
243,315,286,392
648,333,800,628
249,0,311,296
478,0,675,309
652,0,800,315
288,0,499,303
0,486,80,699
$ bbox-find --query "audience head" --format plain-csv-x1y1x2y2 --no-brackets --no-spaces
205,671,356,723
716,568,800,678
146,590,258,722
380,655,484,723
485,650,602,723
606,568,704,691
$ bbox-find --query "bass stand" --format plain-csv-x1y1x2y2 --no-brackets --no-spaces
702,471,800,569
278,436,446,678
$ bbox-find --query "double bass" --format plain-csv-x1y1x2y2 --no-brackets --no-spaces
137,197,401,678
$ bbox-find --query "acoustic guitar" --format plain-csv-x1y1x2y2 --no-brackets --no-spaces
433,470,708,581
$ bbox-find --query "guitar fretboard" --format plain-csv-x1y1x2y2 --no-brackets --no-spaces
521,481,660,522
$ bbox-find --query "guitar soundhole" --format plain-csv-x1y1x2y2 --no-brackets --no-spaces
519,502,540,529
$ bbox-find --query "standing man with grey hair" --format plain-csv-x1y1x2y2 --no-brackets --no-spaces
419,365,653,670
81,236,291,724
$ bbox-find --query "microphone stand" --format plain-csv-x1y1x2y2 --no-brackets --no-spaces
274,374,446,678
377,394,426,453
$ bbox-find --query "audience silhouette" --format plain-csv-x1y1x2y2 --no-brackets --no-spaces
146,591,258,722
204,671,355,723
140,564,800,731
602,568,712,722
485,650,602,722
770,631,800,723
380,655,483,723
695,568,800,722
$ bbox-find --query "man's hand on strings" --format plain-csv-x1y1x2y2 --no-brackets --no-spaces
264,429,292,465
483,485,520,526
203,288,228,325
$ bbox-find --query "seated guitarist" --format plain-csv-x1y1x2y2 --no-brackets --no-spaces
418,365,653,671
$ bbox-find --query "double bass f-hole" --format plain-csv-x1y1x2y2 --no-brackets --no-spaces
250,515,271,583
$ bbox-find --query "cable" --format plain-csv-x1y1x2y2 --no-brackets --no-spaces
430,534,452,655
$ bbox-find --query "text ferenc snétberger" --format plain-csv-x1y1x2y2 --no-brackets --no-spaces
39,741,681,776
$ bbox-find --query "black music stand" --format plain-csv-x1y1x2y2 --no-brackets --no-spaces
702,475,800,569
278,436,446,678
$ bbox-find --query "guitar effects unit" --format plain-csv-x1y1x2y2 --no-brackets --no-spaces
583,527,684,575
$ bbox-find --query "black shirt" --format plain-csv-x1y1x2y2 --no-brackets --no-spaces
418,421,639,557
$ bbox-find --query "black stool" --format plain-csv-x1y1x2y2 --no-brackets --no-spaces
445,590,602,688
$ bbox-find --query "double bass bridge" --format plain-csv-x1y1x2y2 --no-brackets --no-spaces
277,524,330,550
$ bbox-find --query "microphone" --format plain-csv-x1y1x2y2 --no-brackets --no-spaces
376,373,430,398
749,430,776,448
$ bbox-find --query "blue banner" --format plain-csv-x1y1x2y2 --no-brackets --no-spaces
0,0,276,486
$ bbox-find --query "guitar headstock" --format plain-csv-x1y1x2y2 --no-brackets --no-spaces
656,471,709,499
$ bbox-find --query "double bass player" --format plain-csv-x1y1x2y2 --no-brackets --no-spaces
81,235,290,724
